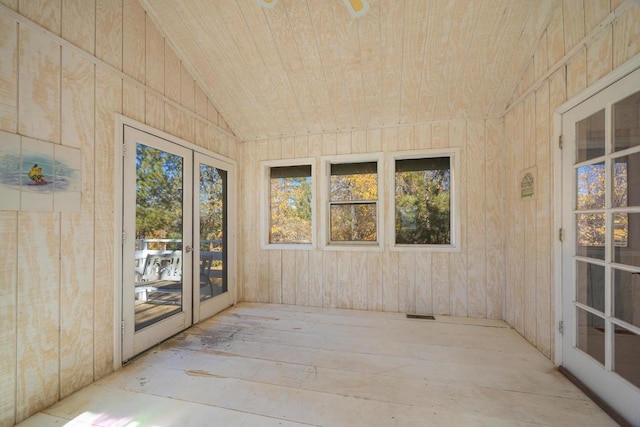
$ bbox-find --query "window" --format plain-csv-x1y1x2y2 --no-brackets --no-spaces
392,151,457,248
327,159,380,244
263,161,314,247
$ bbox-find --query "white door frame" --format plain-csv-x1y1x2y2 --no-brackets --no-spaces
552,54,640,367
113,115,237,368
552,56,640,425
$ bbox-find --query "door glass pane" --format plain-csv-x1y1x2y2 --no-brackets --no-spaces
614,212,640,266
613,152,640,207
134,143,184,331
577,308,605,365
576,110,605,163
613,269,640,328
199,165,227,302
576,213,605,260
576,261,605,312
576,162,605,209
614,326,640,389
613,91,640,152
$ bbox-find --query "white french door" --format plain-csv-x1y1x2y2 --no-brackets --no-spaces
561,68,640,425
121,125,234,361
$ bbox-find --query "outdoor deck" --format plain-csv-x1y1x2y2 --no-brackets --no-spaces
18,303,616,426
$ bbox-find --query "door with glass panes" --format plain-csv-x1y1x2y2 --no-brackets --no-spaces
561,68,640,425
122,125,233,361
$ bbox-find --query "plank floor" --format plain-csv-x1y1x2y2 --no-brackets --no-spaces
18,303,616,426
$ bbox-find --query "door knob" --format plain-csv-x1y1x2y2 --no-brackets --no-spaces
185,245,193,253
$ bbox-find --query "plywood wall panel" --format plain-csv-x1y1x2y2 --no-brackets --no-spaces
61,0,95,54
586,26,612,86
431,252,450,315
562,0,585,51
511,104,525,336
0,13,17,133
398,252,416,314
242,141,258,302
282,136,295,159
322,251,337,308
294,250,309,306
61,49,94,150
123,80,145,123
16,212,60,422
585,0,611,33
351,130,367,154
321,132,337,156
336,131,351,155
534,32,548,81
145,92,164,130
123,0,145,83
336,251,352,309
19,0,60,35
546,5,565,67
397,126,414,151
449,120,467,317
95,0,122,70
466,120,487,319
18,25,60,143
485,119,504,320
162,46,181,103
0,0,17,10
613,3,640,68
382,250,399,312
163,102,180,137
351,251,368,310
59,217,94,399
535,82,552,358
566,47,587,100
0,212,17,427
308,134,322,158
268,250,282,304
367,251,383,312
195,85,208,119
180,64,195,111
294,135,309,158
308,250,323,307
180,110,195,143
145,13,164,94
281,250,296,305
414,252,432,315
94,67,121,379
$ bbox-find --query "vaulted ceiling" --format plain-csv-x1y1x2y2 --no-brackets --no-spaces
141,0,558,141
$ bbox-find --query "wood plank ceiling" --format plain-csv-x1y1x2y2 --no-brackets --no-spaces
140,0,559,141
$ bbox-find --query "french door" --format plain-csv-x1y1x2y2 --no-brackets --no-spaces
561,68,640,425
122,125,232,361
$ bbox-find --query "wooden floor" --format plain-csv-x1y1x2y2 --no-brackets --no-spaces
18,303,616,426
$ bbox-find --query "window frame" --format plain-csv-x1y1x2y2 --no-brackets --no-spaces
389,148,460,252
321,153,384,251
261,158,316,250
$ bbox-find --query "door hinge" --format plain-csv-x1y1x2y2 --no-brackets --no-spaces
559,228,563,242
121,320,125,335
122,143,127,157
559,135,563,149
558,320,564,335
122,231,126,246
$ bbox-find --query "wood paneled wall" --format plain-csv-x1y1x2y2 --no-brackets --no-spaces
0,1,238,425
503,0,640,359
238,119,505,321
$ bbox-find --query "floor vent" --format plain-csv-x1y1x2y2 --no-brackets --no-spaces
406,314,435,320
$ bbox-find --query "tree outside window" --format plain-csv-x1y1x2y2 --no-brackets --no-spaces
269,165,312,244
394,157,451,245
329,162,378,242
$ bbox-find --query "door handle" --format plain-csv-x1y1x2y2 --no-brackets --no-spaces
185,245,193,253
